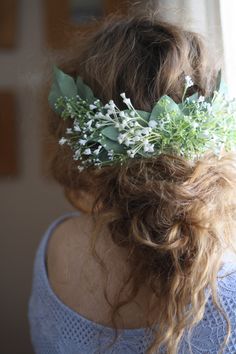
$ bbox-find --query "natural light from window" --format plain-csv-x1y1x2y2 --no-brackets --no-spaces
220,0,236,98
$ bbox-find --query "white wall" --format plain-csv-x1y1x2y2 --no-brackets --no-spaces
157,0,224,65
0,1,72,353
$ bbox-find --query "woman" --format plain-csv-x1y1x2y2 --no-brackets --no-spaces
28,15,236,353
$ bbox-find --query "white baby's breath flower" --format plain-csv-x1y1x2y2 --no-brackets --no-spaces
123,98,132,106
109,100,116,108
127,149,135,158
95,112,104,118
148,120,158,128
59,137,67,145
93,146,102,155
133,135,141,142
198,96,205,103
86,120,93,128
135,130,143,137
118,133,126,144
83,148,91,155
185,75,194,88
121,120,129,129
192,122,199,129
73,150,81,160
78,166,84,172
74,125,81,132
141,127,152,135
79,139,87,146
108,150,114,156
120,92,132,106
66,128,72,134
89,104,97,110
119,111,126,118
144,143,155,153
124,139,131,147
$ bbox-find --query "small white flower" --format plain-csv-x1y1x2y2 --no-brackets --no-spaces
198,96,205,103
120,93,126,99
83,148,91,155
144,143,155,153
148,120,157,128
89,104,97,110
119,111,126,118
123,98,132,106
185,75,194,88
93,146,102,155
73,150,81,160
78,166,84,172
133,135,141,142
148,144,155,152
59,137,67,145
124,139,131,146
135,130,143,137
118,133,126,144
66,128,73,134
86,120,93,129
108,150,114,156
121,120,129,129
79,139,87,146
74,125,81,132
127,150,135,158
207,104,213,113
95,112,104,118
141,127,152,135
107,109,115,115
109,100,116,108
192,122,199,129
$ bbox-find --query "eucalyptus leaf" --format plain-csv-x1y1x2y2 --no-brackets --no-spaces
76,76,97,103
100,137,126,153
150,96,179,121
123,109,150,126
101,126,119,141
48,66,77,112
186,93,198,103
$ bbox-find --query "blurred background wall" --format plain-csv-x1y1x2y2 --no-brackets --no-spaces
0,0,233,353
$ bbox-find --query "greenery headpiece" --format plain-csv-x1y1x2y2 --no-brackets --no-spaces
49,66,236,171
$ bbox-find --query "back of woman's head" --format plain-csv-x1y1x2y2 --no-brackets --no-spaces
48,14,236,354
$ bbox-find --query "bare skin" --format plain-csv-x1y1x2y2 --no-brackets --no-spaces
46,193,153,329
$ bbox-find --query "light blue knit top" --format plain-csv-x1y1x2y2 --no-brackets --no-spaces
28,213,236,354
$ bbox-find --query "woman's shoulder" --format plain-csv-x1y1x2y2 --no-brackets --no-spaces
45,212,94,293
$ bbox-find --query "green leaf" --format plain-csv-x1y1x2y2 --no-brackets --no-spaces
100,137,125,153
214,69,228,96
76,76,96,103
215,69,221,92
48,66,77,112
122,109,150,127
150,96,179,121
101,126,119,141
186,93,198,103
136,110,150,126
136,110,150,120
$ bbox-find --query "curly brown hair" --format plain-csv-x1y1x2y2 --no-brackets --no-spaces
47,14,236,354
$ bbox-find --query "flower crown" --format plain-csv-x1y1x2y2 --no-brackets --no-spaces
48,66,236,171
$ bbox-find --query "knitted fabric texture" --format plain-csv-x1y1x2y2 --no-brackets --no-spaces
28,213,236,354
